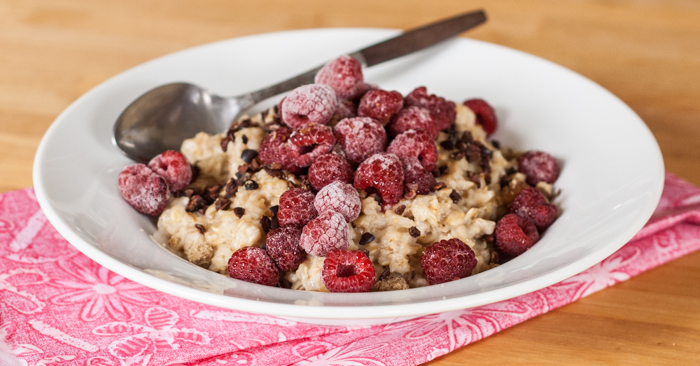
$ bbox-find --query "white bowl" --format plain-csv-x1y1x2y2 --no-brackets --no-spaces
33,29,664,326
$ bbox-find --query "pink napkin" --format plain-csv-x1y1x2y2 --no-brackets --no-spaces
1,173,699,366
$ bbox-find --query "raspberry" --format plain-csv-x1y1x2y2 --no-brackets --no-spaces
321,249,375,292
299,211,349,256
401,156,436,195
281,84,338,129
357,89,404,125
387,106,439,139
314,181,361,222
118,164,170,216
288,123,336,168
510,187,558,232
334,117,388,167
494,214,539,257
353,153,405,206
314,55,365,100
259,127,302,174
228,246,279,287
335,98,357,119
518,151,560,186
307,153,354,191
147,150,192,192
420,238,477,285
266,224,307,271
277,188,318,226
463,99,497,136
405,87,456,131
386,130,438,171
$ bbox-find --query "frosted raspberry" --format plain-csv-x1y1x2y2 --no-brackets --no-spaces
518,151,560,186
420,238,477,285
228,246,279,287
354,153,405,206
494,214,539,257
335,98,357,120
510,187,558,232
405,86,456,131
281,84,338,128
314,55,365,100
277,188,318,226
463,99,497,136
386,130,438,171
357,89,404,125
314,181,361,222
401,156,435,195
300,211,349,256
288,123,336,168
266,224,306,271
387,106,439,139
321,249,375,293
308,154,354,191
334,117,388,167
259,127,302,174
147,150,192,192
118,164,170,216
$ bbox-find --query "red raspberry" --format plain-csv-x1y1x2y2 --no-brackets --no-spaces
300,211,349,256
321,249,375,292
148,150,192,192
334,117,388,167
281,84,338,128
463,99,497,136
308,153,354,191
354,153,405,206
386,129,438,171
401,156,436,195
357,89,404,125
518,150,560,186
228,246,279,287
314,55,365,100
420,238,477,285
314,181,361,223
118,164,170,216
277,188,318,226
387,106,439,139
510,187,558,232
494,214,540,257
266,224,307,271
259,127,302,174
335,98,357,120
405,86,456,131
288,123,336,168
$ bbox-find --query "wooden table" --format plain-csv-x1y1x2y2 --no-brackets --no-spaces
1,1,699,364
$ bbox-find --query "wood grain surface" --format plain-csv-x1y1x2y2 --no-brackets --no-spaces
1,0,699,364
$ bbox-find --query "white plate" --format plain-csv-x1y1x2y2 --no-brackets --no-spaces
33,29,664,326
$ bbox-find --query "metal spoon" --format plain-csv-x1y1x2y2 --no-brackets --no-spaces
114,10,487,162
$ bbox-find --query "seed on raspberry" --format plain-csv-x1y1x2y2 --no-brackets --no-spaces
386,129,438,171
405,86,456,131
463,99,497,136
314,55,365,100
401,156,436,196
281,84,338,129
334,117,388,167
314,181,361,223
510,187,558,232
494,214,539,257
147,150,192,192
266,224,307,271
259,126,302,174
288,123,336,168
277,188,318,226
518,150,560,186
308,153,354,191
321,249,375,292
420,238,477,285
228,246,279,287
387,106,439,139
300,211,349,256
354,153,405,206
118,164,170,216
335,98,358,119
357,89,404,125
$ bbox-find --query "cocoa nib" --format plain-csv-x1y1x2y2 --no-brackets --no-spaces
449,190,462,203
403,189,417,200
233,207,245,218
359,232,375,245
245,180,259,190
242,134,248,144
194,224,206,234
215,197,231,211
394,205,406,215
431,182,447,191
260,216,271,233
241,149,258,164
409,226,421,238
379,268,391,281
186,195,207,212
224,178,238,198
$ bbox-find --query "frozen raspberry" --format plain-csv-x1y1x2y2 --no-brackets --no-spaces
510,187,558,232
118,164,170,216
335,98,357,119
228,246,279,287
147,150,192,192
321,249,375,292
300,211,349,256
314,181,361,222
518,151,560,186
314,55,365,100
405,87,456,131
259,127,302,174
266,224,307,271
281,84,338,128
386,130,438,171
420,238,477,285
334,117,388,167
401,156,436,195
357,89,404,125
308,153,354,191
463,99,497,136
494,214,540,257
277,188,318,226
288,123,336,168
354,153,405,206
387,106,439,139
